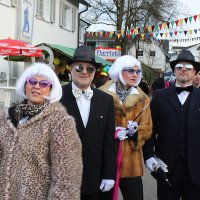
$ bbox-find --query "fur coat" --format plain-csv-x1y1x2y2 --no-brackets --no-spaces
0,102,82,200
100,80,152,178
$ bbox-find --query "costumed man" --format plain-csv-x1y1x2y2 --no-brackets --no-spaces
60,45,118,200
99,55,152,200
143,50,200,200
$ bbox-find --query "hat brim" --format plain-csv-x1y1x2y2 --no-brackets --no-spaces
170,60,200,72
67,59,100,69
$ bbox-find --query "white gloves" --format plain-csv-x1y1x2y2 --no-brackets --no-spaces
100,179,115,192
145,157,158,172
127,121,138,136
115,127,128,140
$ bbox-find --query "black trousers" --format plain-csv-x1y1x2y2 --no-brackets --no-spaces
157,157,200,200
81,193,98,200
98,177,143,200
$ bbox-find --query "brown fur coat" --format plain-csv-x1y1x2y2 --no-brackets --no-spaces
100,80,152,178
0,102,82,200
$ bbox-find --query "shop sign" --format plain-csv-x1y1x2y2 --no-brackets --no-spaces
95,47,121,62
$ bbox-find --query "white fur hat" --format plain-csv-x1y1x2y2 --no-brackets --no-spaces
108,55,142,86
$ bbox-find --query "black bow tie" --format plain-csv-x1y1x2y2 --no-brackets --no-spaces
176,86,193,94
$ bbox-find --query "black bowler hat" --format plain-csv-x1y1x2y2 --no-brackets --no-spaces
69,45,99,69
170,50,200,72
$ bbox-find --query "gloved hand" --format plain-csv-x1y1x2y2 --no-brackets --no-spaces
127,121,138,136
100,179,115,192
115,127,128,140
145,157,158,172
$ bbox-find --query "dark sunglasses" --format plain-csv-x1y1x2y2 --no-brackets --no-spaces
175,63,193,71
123,68,142,75
74,65,96,74
26,77,52,88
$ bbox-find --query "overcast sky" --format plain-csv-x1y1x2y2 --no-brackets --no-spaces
179,0,200,16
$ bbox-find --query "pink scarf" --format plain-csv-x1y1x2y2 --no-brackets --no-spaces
112,130,123,200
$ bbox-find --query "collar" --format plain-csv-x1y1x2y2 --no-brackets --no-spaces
108,82,139,94
72,82,92,92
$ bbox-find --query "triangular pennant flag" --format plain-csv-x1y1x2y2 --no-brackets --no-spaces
155,33,159,37
132,34,136,39
189,30,193,35
165,32,168,38
179,19,183,26
175,20,179,26
134,28,138,34
117,34,121,39
163,22,167,30
145,33,150,38
167,22,170,29
141,33,145,40
169,32,173,37
194,29,197,34
148,25,152,33
184,31,187,35
151,25,155,32
174,31,178,36
184,17,188,24
159,23,163,30
189,16,193,24
130,29,134,34
127,29,130,34
160,33,163,37
127,34,131,39
194,15,197,22
171,20,175,27
144,26,147,31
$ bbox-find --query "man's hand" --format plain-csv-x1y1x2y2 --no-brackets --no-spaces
100,179,115,192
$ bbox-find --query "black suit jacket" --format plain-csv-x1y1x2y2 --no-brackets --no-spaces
60,83,117,194
143,86,200,185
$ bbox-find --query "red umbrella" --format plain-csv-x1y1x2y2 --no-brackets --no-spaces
0,38,43,57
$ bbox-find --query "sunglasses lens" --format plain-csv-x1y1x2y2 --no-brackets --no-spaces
75,65,83,72
39,80,51,88
28,77,38,86
86,67,95,74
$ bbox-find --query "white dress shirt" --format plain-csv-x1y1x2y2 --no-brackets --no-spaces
176,84,191,105
72,82,91,127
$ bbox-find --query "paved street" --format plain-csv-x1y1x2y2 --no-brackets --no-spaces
118,166,157,200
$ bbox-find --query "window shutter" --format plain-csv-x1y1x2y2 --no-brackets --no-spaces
11,0,18,7
36,0,40,16
50,0,55,23
59,1,64,27
72,7,76,32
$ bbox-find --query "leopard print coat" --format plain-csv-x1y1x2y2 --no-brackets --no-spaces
0,102,82,200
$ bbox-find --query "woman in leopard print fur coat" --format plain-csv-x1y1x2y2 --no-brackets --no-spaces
0,63,82,200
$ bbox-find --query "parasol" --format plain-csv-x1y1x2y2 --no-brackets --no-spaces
0,38,43,57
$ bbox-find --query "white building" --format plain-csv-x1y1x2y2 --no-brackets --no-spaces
0,0,89,107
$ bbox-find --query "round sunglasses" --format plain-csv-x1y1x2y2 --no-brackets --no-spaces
26,77,52,88
175,63,193,71
74,65,96,74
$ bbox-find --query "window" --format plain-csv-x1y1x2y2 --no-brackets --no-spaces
138,50,143,57
60,1,76,32
150,51,155,57
0,0,11,7
36,0,55,22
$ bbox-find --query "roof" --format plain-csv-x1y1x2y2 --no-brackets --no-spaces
78,0,90,7
42,43,112,66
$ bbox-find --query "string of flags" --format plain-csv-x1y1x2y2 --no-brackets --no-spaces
85,14,200,42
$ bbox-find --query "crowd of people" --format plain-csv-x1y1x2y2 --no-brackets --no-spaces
0,45,200,200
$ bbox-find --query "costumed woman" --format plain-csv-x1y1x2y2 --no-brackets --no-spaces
99,55,152,200
0,62,82,200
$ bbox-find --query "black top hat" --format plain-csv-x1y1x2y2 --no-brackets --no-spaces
170,50,200,72
69,45,99,69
